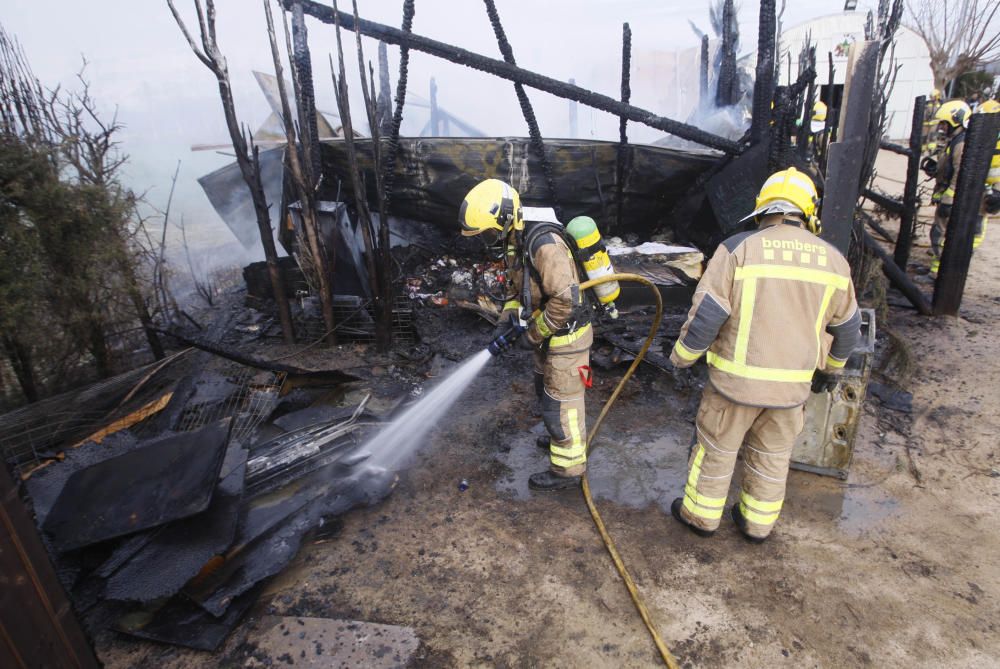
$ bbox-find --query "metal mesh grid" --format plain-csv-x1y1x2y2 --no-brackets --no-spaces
173,367,287,442
293,296,415,345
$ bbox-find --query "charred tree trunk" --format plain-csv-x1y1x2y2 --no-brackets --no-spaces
290,1,322,183
716,0,739,108
267,0,337,342
376,41,392,135
167,0,296,344
2,334,39,402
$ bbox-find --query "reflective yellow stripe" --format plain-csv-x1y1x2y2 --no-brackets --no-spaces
944,187,955,198
550,407,586,467
550,322,592,348
814,285,835,367
534,312,553,338
739,491,783,525
672,340,702,362
734,277,757,364
707,352,814,382
502,300,521,312
682,446,726,521
735,264,849,290
826,355,847,369
575,228,601,248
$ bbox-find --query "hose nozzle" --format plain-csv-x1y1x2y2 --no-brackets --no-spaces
488,314,527,356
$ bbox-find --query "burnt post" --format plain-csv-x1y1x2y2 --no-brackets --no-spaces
568,78,578,138
716,0,739,107
892,95,926,270
0,464,100,668
429,77,439,136
933,111,1000,316
376,41,392,134
750,0,776,144
820,40,879,255
699,34,709,110
616,23,631,229
291,2,322,182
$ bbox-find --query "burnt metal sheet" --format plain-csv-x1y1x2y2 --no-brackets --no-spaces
104,446,248,602
315,138,718,238
42,420,232,552
115,583,263,651
198,146,286,249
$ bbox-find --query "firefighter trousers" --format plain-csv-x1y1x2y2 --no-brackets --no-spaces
679,382,806,538
533,325,593,477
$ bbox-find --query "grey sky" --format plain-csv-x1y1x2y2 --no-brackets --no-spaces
3,0,882,263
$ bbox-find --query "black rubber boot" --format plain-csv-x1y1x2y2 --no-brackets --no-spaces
731,504,767,544
670,498,716,538
528,470,581,491
535,436,551,450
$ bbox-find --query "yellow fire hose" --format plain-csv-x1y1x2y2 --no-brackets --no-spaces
577,273,680,669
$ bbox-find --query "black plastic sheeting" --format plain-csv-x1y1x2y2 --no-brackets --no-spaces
316,138,720,238
116,583,264,652
104,445,248,602
42,420,232,552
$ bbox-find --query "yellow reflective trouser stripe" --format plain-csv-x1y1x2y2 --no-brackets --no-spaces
739,491,783,525
682,445,726,520
826,354,847,369
550,407,586,467
734,277,758,364
503,300,521,312
576,228,601,248
707,352,815,382
673,340,702,362
550,322,592,347
734,264,850,290
814,285,835,367
534,312,553,338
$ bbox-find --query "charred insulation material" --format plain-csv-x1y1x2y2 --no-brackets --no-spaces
42,419,233,552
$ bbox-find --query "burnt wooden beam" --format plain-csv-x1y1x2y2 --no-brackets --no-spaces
863,188,904,214
933,111,1000,315
616,22,631,228
862,230,932,315
290,2,322,183
893,95,926,270
279,0,741,153
878,139,910,156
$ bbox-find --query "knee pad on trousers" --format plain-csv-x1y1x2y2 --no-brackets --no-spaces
540,392,568,443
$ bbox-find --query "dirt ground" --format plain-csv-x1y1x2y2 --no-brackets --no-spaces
96,152,1000,668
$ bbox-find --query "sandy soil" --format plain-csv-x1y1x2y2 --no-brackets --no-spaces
96,153,1000,668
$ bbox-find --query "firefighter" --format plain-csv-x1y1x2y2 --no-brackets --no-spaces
460,179,593,491
925,100,972,273
668,167,861,542
922,88,944,155
975,99,1000,249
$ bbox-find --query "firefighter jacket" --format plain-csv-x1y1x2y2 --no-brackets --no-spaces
500,222,590,349
934,130,966,205
670,216,861,409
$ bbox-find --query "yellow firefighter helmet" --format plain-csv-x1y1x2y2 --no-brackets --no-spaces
812,100,828,122
746,167,822,235
930,88,942,101
459,179,523,237
976,99,1000,114
934,99,972,128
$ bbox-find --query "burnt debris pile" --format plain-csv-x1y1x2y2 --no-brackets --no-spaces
9,348,397,652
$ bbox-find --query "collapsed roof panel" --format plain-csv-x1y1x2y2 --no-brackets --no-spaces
42,419,232,552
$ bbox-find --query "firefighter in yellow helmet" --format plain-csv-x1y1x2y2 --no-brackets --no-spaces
461,179,593,491
975,100,1000,248
923,100,972,273
923,89,945,155
668,167,861,542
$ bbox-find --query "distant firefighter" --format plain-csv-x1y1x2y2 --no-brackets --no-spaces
668,168,861,542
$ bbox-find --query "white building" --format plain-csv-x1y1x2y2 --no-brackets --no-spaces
778,11,934,140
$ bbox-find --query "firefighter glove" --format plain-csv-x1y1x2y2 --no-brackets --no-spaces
810,370,838,394
920,156,937,178
985,190,1000,215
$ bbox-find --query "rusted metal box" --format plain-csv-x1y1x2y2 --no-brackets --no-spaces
790,309,876,479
